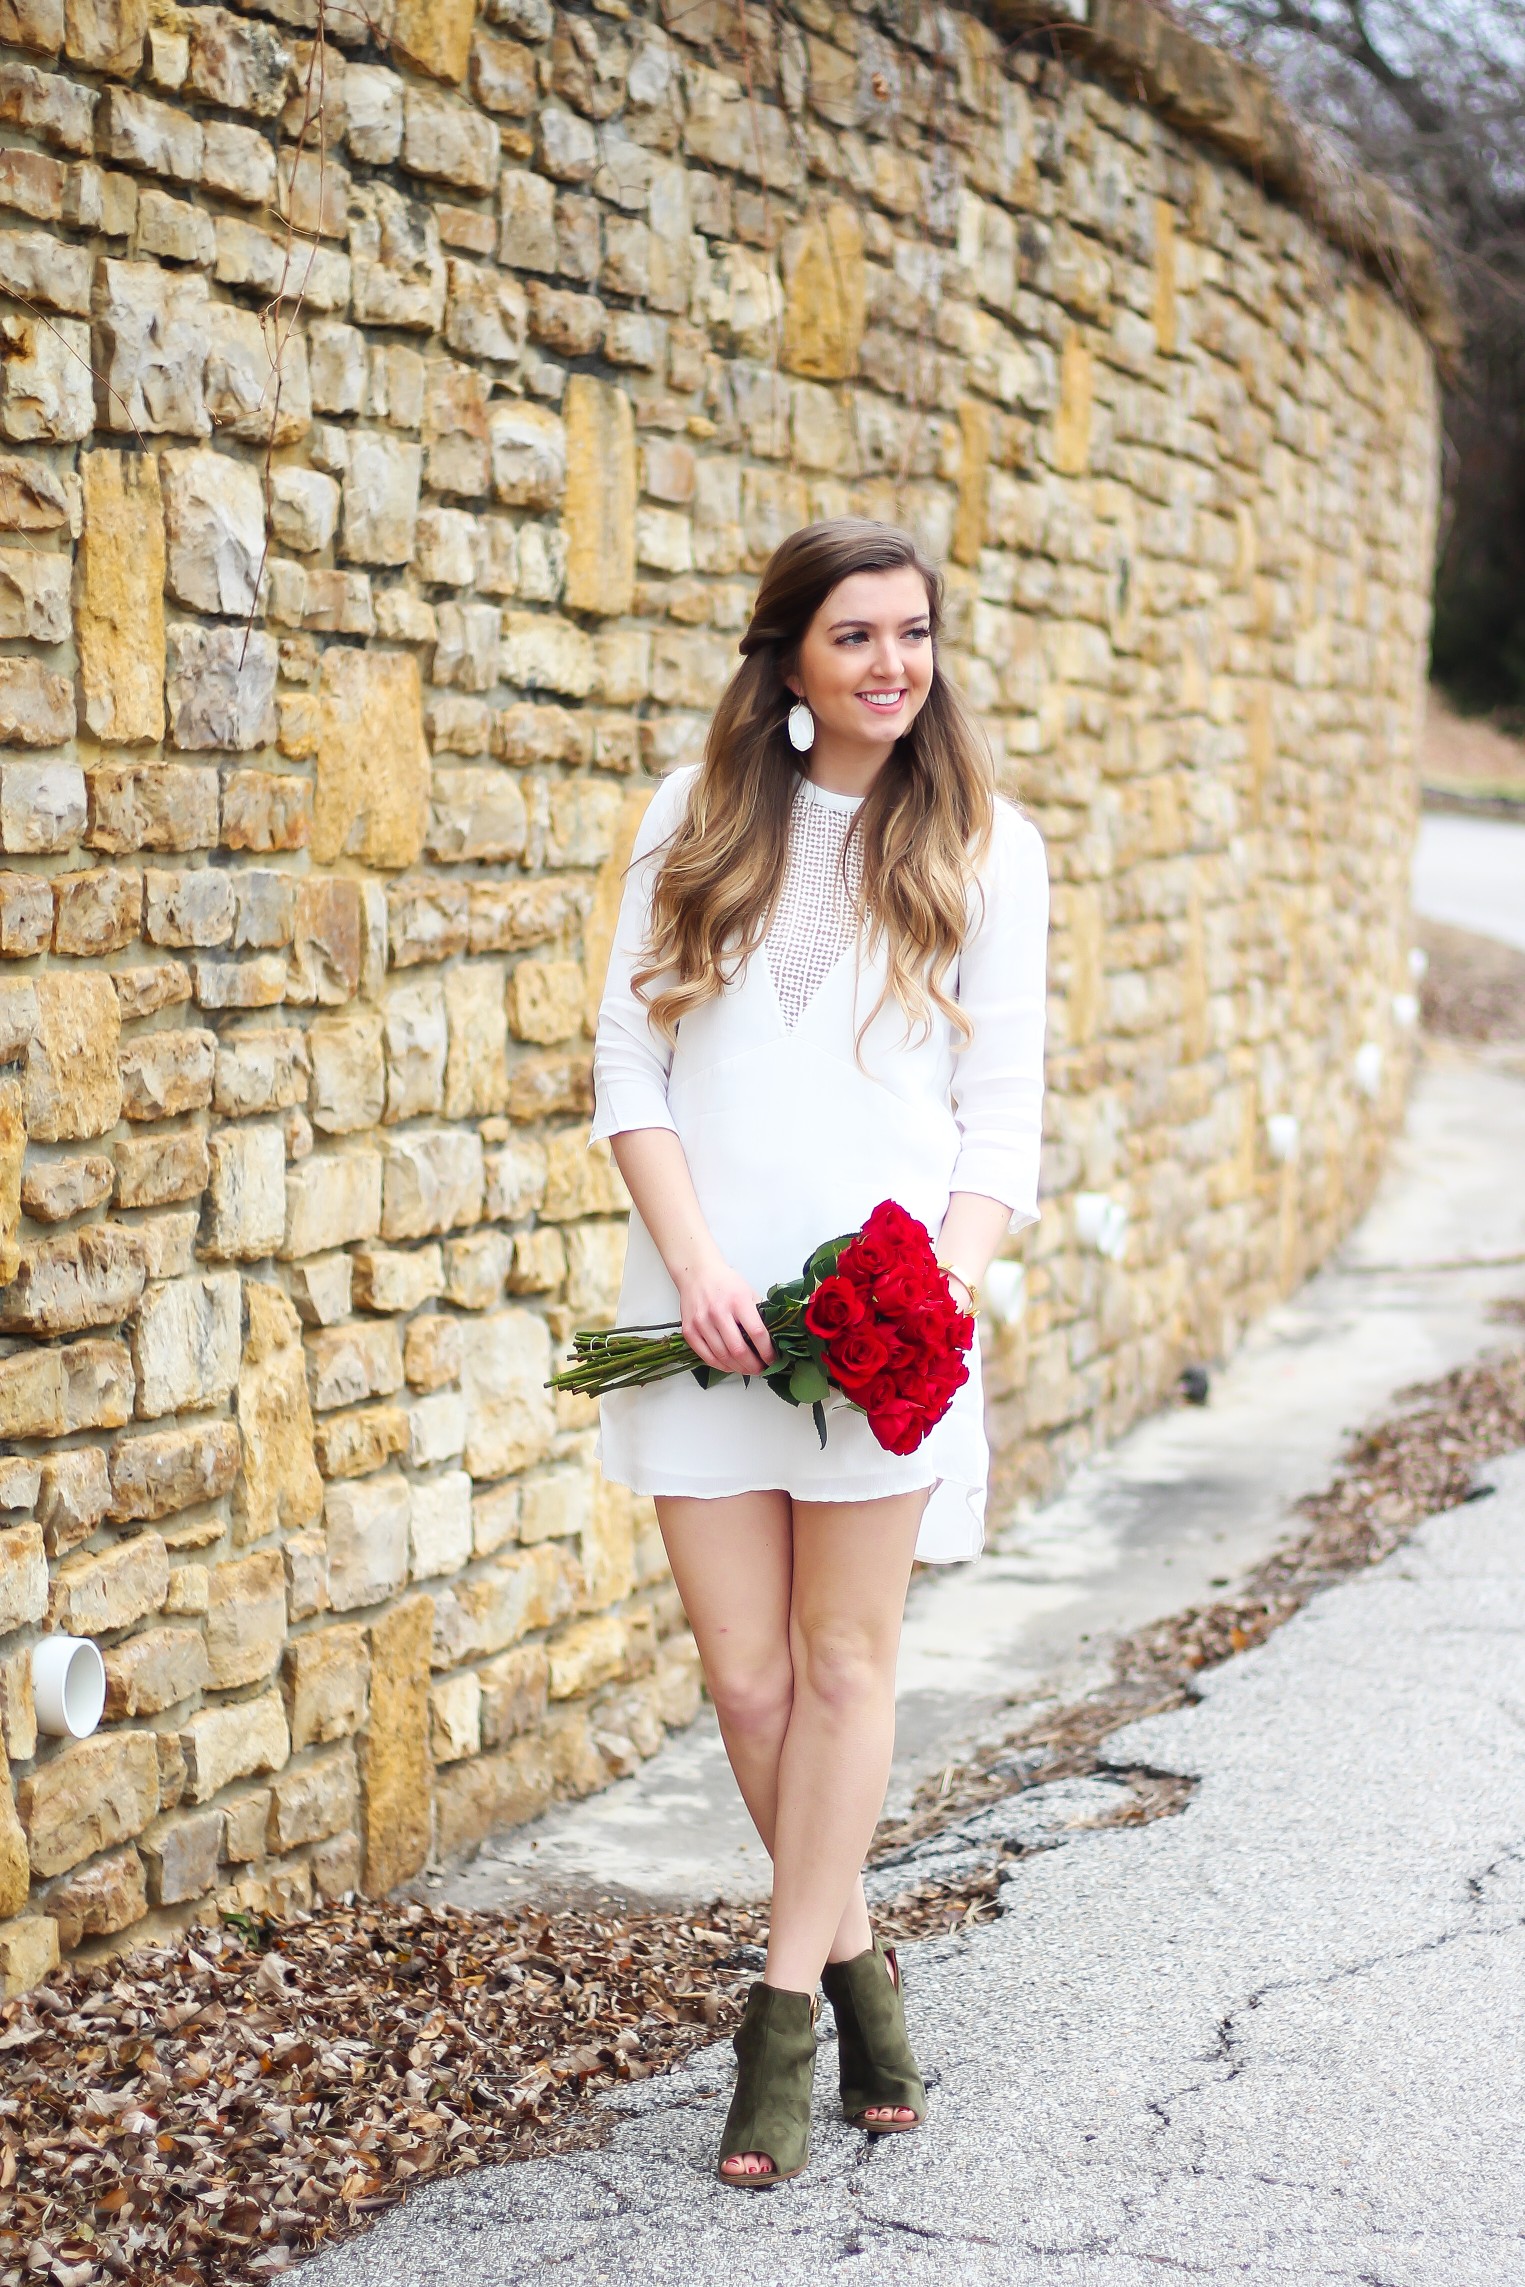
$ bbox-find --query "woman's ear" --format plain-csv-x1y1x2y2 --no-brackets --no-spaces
783,673,802,700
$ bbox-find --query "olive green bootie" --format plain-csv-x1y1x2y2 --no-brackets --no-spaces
716,1981,818,2188
821,1940,928,2133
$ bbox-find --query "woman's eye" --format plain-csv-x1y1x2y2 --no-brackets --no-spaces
835,630,869,646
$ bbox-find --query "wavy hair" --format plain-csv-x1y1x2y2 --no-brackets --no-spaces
633,519,995,1046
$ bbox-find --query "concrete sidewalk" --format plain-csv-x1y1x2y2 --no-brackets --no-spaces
306,1449,1525,2285
427,1040,1525,1915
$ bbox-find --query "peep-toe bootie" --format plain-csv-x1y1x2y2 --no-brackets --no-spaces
821,1940,928,2133
716,1982,818,2188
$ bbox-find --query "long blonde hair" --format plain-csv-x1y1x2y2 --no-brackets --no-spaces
633,519,995,1045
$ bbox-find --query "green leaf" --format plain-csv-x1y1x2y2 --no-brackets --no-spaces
812,1400,828,1449
788,1361,829,1405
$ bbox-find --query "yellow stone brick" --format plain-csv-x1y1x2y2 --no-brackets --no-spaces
361,1592,433,1893
562,373,636,617
1053,328,1094,477
780,203,865,381
313,647,431,871
77,447,165,745
393,0,475,84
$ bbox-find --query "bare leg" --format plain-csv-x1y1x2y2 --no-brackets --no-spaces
656,1490,915,2173
765,1488,926,2007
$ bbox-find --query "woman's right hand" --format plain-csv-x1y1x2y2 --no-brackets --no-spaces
677,1254,776,1377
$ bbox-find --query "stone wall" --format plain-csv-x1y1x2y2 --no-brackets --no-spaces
0,0,1439,1989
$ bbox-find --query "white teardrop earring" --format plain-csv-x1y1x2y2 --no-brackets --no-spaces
786,700,815,753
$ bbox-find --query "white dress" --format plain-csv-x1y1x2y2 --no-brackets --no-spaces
588,766,1050,1563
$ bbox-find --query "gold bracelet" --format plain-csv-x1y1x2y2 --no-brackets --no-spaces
937,1260,979,1315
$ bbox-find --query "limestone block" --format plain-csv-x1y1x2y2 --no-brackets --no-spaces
430,1670,480,1763
0,1523,46,1634
221,1786,273,1862
547,1613,627,1701
462,1305,553,1479
0,655,73,747
108,1419,240,1524
17,976,113,1144
489,400,566,509
113,1132,210,1213
407,1387,466,1468
500,610,594,696
0,1913,58,1994
506,1050,593,1123
541,1130,626,1221
282,1149,383,1259
344,64,403,165
201,118,278,206
309,1009,386,1136
441,961,510,1118
271,467,339,554
432,1542,571,1667
144,868,235,948
314,1403,409,1479
351,1247,442,1318
46,868,134,959
287,877,364,1006
0,1223,146,1337
113,964,192,1025
361,1590,433,1891
381,979,447,1125
471,28,536,113
132,1269,241,1417
559,373,635,617
232,1281,322,1544
118,1028,216,1122
0,225,87,313
87,762,220,854
140,1804,222,1905
393,0,473,82
444,1228,510,1310
18,1729,158,1877
546,775,623,867
312,647,430,871
349,180,446,331
233,872,297,952
179,1687,288,1803
162,447,265,618
221,768,312,853
284,1529,329,1621
471,1480,518,1556
432,601,500,689
478,1642,548,1746
404,1311,462,1392
416,506,477,586
324,1470,411,1612
508,1224,561,1293
654,1634,702,1727
409,1469,473,1580
268,1741,359,1851
0,449,67,528
94,258,209,438
404,83,499,190
563,1219,626,1322
508,957,584,1045
306,1317,404,1411
1053,328,1094,477
136,186,215,264
57,1335,131,1434
284,1622,369,1749
103,1625,209,1720
484,1136,547,1221
213,1027,310,1119
204,1547,286,1689
445,259,525,364
0,308,90,442
36,1449,109,1557
340,430,421,566
201,1122,286,1260
165,622,278,751
187,10,290,113
212,215,350,310
0,1455,38,1514
381,1129,485,1240
423,769,524,872
469,875,581,951
0,544,67,643
0,869,52,953
433,1731,552,1858
518,1461,592,1546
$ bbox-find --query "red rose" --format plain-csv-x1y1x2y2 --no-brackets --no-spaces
826,1326,892,1390
848,1372,899,1414
866,1399,929,1456
840,1229,895,1284
872,1261,938,1317
804,1274,866,1339
864,1201,931,1251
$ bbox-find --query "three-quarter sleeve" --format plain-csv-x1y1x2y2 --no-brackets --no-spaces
588,766,697,1146
948,802,1050,1227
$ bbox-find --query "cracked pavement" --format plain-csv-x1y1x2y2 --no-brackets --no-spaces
303,1446,1525,2285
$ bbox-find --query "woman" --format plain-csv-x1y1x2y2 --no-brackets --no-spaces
589,519,1049,2185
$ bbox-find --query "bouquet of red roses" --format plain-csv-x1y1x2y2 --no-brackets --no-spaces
547,1199,974,1456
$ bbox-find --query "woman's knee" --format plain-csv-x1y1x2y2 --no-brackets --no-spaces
705,1653,794,1741
792,1617,892,1716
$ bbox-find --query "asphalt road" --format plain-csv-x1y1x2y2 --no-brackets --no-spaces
304,1446,1525,2285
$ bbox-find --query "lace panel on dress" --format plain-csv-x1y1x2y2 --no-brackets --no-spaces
764,786,864,1029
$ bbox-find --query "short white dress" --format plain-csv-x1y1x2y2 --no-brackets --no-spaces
588,765,1049,1562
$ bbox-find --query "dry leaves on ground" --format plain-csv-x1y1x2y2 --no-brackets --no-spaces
3,1338,1522,2287
1418,919,1525,1043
